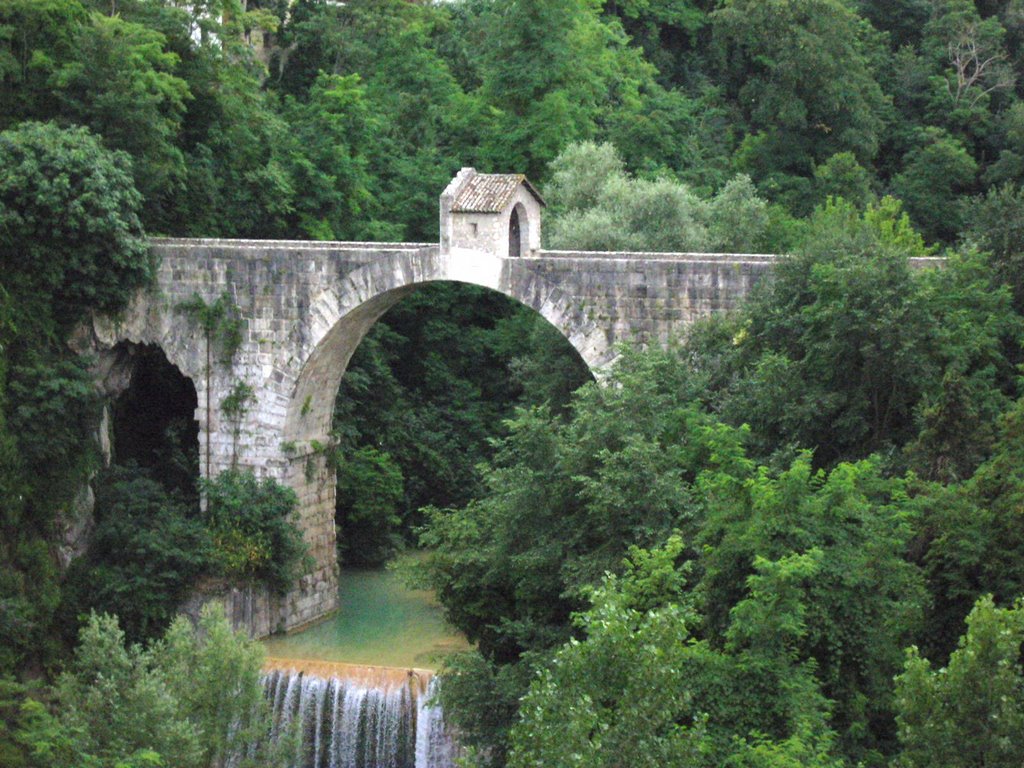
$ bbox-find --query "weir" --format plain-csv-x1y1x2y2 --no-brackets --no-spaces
262,659,458,768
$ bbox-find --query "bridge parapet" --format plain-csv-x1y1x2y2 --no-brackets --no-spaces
537,249,779,262
151,237,435,250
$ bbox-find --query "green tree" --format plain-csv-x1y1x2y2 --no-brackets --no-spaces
60,467,211,644
5,352,98,520
507,538,707,768
903,251,1020,483
915,396,1024,659
894,595,1024,768
713,0,886,206
279,72,375,240
418,348,748,762
716,197,934,465
51,11,190,220
697,456,926,762
271,0,482,240
0,0,87,127
508,539,845,768
419,347,733,664
892,129,977,242
544,140,627,216
0,121,153,675
918,0,1016,152
336,447,404,567
548,174,713,251
156,605,291,768
52,612,201,767
158,0,294,238
0,0,191,228
854,0,931,47
701,195,1016,473
812,152,876,209
707,174,770,252
962,183,1024,313
19,605,290,768
544,142,769,252
474,0,657,180
0,121,153,329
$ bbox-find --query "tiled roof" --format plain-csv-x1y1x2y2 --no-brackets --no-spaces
452,173,544,213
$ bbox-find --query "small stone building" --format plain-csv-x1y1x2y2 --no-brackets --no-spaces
440,168,545,258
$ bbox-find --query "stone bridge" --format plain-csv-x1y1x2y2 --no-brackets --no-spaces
87,171,778,635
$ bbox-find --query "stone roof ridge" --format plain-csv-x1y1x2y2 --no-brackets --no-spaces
441,167,477,204
451,169,545,213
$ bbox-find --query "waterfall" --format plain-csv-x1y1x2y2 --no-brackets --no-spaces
414,678,456,768
262,659,458,768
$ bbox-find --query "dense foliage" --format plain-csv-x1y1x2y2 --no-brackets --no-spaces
4,0,1024,244
61,468,210,644
3,605,290,768
200,469,307,593
332,283,590,566
62,465,309,646
416,215,1024,766
4,0,1024,766
0,119,153,675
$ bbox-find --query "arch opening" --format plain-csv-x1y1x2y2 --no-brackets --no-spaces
508,203,532,258
108,341,200,500
282,272,601,564
331,281,593,566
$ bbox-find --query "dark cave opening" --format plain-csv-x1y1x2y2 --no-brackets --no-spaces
111,343,200,499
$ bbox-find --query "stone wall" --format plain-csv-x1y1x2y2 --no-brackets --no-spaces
530,251,775,348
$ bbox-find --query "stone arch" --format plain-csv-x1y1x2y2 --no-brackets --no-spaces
269,246,615,634
88,294,235,484
282,247,613,448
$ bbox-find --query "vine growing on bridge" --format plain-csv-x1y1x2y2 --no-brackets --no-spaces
176,292,245,478
221,381,255,469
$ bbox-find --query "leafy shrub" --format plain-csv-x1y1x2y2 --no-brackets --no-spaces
15,606,292,768
200,469,308,594
61,466,211,644
895,595,1024,768
63,467,312,644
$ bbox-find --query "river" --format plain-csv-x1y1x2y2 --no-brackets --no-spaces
263,564,470,669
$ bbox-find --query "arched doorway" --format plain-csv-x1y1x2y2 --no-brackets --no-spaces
508,203,531,258
509,207,522,258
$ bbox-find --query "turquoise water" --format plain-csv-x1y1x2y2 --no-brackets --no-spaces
263,565,470,670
